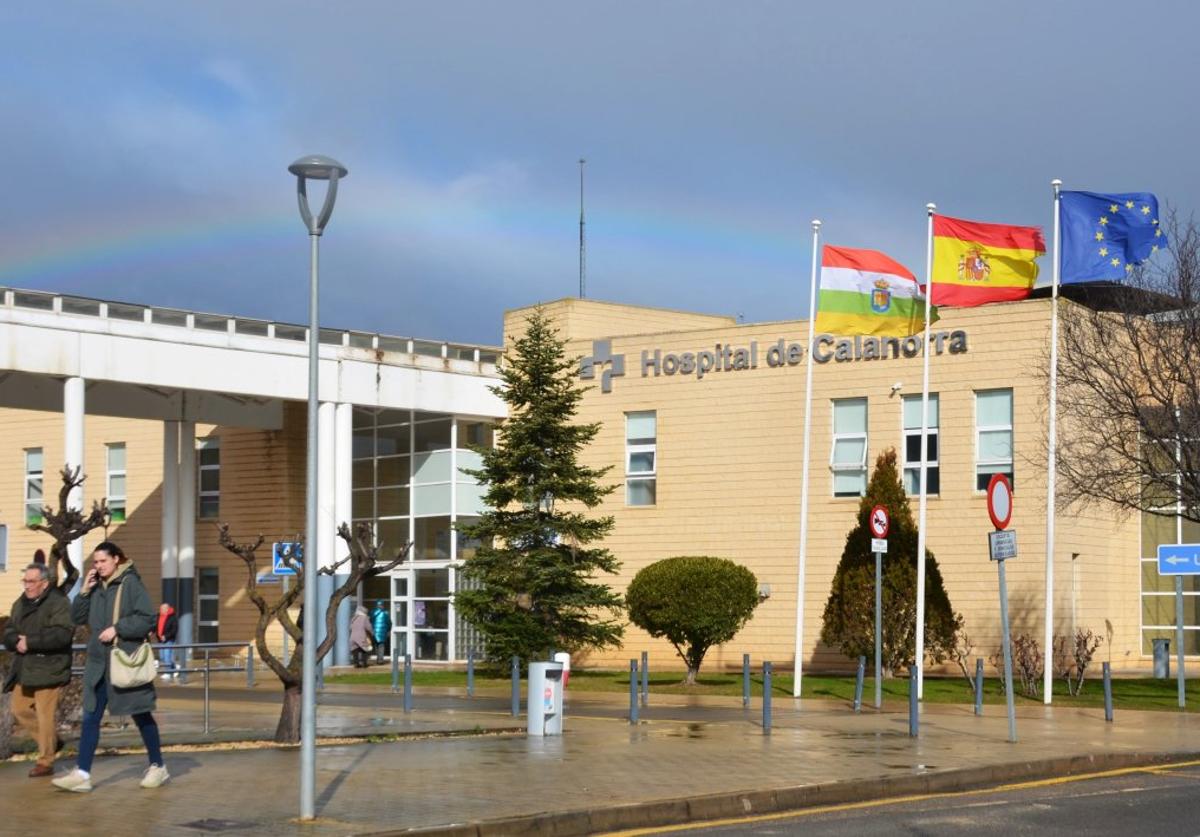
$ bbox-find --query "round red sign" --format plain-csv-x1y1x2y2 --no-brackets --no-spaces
869,505,890,538
986,474,1013,530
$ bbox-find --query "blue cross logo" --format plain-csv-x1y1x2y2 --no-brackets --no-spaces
579,339,625,394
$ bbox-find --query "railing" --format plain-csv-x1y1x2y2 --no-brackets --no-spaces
71,640,256,733
1,286,502,366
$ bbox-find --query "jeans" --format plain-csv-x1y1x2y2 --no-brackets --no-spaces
77,678,163,773
158,642,176,674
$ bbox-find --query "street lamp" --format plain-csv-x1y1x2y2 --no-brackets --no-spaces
288,154,347,821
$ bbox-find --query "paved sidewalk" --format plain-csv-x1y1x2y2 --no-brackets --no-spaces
4,684,1200,836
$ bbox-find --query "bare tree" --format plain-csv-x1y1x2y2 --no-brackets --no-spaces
218,522,409,743
1048,211,1200,523
28,466,111,593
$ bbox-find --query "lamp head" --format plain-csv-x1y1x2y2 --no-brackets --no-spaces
288,155,348,180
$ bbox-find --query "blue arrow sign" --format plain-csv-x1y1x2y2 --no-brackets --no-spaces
1157,544,1200,575
272,542,302,576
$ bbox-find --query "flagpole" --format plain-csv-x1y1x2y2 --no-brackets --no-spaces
793,218,821,699
1044,179,1062,705
916,203,935,699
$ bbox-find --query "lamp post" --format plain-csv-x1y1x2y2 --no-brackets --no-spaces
287,154,347,821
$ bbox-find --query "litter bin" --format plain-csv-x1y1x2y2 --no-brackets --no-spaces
527,661,565,736
1153,638,1171,678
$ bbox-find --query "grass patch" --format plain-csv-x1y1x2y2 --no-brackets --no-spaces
327,667,1200,711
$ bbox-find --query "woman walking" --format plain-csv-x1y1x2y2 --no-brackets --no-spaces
52,541,169,792
350,605,373,668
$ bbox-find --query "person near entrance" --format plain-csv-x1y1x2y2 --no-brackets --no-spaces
52,541,169,792
371,600,391,664
154,602,179,680
350,605,374,668
3,563,74,778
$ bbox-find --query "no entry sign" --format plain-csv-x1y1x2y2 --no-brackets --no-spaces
986,474,1013,530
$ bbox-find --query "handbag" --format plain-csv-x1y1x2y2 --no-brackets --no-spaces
108,580,156,689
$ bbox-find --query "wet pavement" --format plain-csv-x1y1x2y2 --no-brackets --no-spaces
4,677,1200,835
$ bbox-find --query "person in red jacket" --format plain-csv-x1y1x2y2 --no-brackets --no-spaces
154,603,179,680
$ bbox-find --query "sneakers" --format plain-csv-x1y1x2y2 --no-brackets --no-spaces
51,769,92,793
140,764,170,789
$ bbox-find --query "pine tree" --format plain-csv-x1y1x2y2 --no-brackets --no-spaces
456,307,624,664
819,449,961,675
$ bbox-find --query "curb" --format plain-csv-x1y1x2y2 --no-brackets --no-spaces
366,750,1200,836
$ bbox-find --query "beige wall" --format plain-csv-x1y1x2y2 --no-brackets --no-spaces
503,297,1147,674
0,405,307,658
504,298,736,346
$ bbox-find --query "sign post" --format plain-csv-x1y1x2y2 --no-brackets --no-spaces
986,474,1017,744
869,505,890,710
1155,543,1200,709
273,543,301,668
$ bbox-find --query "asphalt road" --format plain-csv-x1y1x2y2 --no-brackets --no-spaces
645,763,1200,836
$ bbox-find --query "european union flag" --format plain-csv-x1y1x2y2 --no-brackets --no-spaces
1060,190,1166,284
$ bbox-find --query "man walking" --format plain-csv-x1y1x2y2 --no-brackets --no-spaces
3,563,74,777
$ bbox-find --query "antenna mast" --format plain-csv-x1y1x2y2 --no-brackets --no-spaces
579,158,586,298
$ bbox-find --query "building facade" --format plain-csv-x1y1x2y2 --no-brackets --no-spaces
504,296,1186,674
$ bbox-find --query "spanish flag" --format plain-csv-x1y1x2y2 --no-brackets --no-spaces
815,245,932,337
931,215,1046,307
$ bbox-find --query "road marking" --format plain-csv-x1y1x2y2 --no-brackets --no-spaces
599,759,1200,836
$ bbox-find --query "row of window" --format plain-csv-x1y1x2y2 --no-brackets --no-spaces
20,441,221,527
622,389,1015,505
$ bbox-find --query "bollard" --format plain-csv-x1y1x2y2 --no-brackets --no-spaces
203,649,212,734
629,660,639,725
974,658,984,716
908,667,919,737
317,659,325,691
391,644,400,693
742,653,751,708
1103,662,1114,723
246,643,256,688
853,656,865,713
403,654,413,713
467,649,475,698
762,662,773,735
641,651,649,708
511,655,520,717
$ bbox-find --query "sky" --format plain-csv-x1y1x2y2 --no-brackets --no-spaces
1,1,1196,346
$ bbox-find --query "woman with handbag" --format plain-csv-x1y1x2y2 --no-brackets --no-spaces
52,541,169,792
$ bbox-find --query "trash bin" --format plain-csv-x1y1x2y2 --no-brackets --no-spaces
527,661,565,736
1153,638,1171,678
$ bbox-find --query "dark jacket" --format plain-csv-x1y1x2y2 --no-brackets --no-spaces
3,587,74,692
156,609,179,643
72,562,157,715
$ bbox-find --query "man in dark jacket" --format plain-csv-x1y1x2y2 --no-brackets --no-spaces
3,563,74,777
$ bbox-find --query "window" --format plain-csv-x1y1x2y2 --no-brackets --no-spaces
831,399,868,497
626,411,657,506
975,389,1013,490
24,449,43,525
197,568,220,643
198,440,220,519
106,443,127,523
902,395,939,496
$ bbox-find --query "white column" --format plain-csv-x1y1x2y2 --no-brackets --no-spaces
177,421,196,654
333,402,353,665
63,377,85,577
161,421,180,607
316,401,337,662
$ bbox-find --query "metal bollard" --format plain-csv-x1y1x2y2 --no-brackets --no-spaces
391,645,400,693
1103,662,1114,723
629,660,640,724
246,643,256,688
403,654,413,713
974,658,984,716
317,659,325,691
908,667,919,737
853,656,865,713
641,651,649,708
762,662,773,735
203,649,212,734
467,649,475,698
511,656,520,717
742,653,751,707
